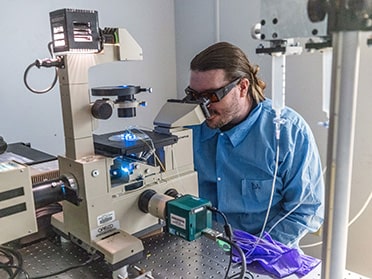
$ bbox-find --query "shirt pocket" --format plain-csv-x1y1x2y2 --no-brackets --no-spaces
241,178,282,211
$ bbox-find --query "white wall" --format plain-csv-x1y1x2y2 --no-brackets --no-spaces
174,0,271,99
0,0,177,156
175,0,372,277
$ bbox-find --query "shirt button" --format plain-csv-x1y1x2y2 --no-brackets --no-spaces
217,177,221,181
220,133,224,136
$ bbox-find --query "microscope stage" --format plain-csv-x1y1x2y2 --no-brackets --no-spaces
93,130,178,157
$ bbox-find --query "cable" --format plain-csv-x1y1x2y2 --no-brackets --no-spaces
265,158,327,250
0,264,30,279
217,236,247,279
236,137,281,260
273,160,372,249
29,253,99,279
35,203,62,219
348,190,372,227
270,166,327,238
233,124,285,259
132,125,182,180
206,207,254,279
269,161,372,249
300,190,372,249
206,206,232,240
0,245,30,279
206,140,280,277
267,190,312,237
0,244,99,279
206,206,233,279
299,240,322,249
206,133,279,255
126,126,166,172
259,138,280,237
23,42,60,94
128,125,187,192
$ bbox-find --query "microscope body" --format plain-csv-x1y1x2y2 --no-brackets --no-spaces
46,9,200,272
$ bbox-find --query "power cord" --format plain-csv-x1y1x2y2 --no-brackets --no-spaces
217,236,248,279
0,245,101,279
207,206,233,279
205,206,253,279
29,252,101,279
0,245,28,279
23,42,63,94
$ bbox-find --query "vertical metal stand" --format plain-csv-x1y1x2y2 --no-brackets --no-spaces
322,31,361,279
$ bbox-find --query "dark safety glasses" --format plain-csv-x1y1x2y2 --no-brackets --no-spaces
184,77,241,103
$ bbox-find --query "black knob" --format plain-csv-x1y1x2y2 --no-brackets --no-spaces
164,188,180,198
0,136,7,154
91,99,113,120
307,0,327,23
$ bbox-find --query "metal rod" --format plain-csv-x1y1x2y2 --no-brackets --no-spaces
322,30,361,279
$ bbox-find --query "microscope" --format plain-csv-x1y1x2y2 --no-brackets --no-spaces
1,8,212,279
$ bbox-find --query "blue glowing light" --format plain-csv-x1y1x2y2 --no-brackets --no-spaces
123,131,137,141
61,184,66,195
110,157,135,184
121,167,130,173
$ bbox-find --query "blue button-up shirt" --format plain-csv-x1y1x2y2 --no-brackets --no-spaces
190,99,324,247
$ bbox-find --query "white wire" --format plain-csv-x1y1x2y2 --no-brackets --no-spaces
125,126,166,171
348,191,372,226
127,125,184,190
267,191,312,236
300,180,372,249
266,166,327,236
266,163,325,249
242,119,326,252
259,139,280,238
243,136,281,257
300,240,322,249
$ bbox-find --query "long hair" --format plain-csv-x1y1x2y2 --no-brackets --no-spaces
190,42,266,104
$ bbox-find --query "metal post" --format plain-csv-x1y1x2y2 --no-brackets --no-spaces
322,31,361,279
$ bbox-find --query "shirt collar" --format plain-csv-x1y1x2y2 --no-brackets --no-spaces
200,102,263,147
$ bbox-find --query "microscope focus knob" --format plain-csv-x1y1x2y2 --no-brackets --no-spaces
91,99,113,120
0,136,7,154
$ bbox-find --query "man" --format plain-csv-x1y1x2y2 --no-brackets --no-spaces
186,42,324,248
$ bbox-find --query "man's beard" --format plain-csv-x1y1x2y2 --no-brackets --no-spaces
205,109,229,129
205,103,240,130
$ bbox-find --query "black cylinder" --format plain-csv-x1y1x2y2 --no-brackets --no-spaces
118,107,136,118
138,189,157,213
91,100,113,120
32,179,66,209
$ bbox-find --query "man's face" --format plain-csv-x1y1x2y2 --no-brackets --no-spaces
189,69,249,129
